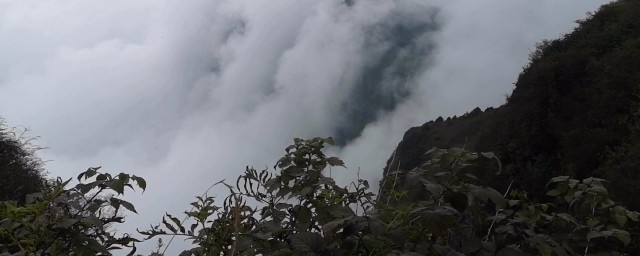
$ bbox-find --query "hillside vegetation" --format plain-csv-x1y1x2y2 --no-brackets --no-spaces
2,0,640,255
0,118,47,205
2,138,639,255
385,0,640,208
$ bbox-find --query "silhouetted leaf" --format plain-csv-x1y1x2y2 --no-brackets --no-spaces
327,157,344,167
433,244,464,256
290,232,324,253
131,176,146,192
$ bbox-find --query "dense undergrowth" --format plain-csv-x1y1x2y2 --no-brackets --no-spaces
1,137,638,255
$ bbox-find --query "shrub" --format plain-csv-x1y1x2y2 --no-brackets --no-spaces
2,137,637,255
0,168,145,255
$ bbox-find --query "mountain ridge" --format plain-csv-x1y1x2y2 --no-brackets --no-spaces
384,0,640,209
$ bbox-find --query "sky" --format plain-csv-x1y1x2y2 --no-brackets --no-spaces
0,0,610,254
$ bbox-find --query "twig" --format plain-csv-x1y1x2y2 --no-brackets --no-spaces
484,180,514,241
386,161,401,205
377,150,396,202
161,180,226,254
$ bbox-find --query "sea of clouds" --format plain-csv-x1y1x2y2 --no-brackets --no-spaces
0,0,608,253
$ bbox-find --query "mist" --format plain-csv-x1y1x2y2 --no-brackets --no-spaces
0,0,609,253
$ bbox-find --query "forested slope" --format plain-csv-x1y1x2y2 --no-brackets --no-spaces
385,0,640,208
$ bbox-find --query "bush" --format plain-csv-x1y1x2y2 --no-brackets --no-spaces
1,137,637,255
141,138,639,255
0,168,145,255
0,118,47,205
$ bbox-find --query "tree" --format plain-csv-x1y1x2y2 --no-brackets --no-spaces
0,117,47,205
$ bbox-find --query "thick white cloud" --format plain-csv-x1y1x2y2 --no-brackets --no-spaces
0,0,609,254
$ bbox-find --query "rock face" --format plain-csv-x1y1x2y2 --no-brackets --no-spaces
384,0,640,209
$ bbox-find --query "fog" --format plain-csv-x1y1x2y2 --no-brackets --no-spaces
0,0,609,253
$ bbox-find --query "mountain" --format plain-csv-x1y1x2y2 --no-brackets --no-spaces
384,0,640,209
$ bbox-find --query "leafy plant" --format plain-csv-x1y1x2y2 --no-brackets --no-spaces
0,167,145,255
141,138,639,255
2,137,637,255
0,118,47,205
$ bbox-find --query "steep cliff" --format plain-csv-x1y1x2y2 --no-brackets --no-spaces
385,0,640,208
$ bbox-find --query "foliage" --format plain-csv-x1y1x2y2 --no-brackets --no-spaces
140,138,638,255
4,1,640,255
383,0,640,209
0,118,47,205
503,0,640,205
0,167,145,255
1,137,637,255
140,137,374,255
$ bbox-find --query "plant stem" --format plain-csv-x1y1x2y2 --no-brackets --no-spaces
484,180,514,241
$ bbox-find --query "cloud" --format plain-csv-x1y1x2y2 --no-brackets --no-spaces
0,0,609,254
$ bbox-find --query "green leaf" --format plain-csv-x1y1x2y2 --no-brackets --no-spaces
327,157,345,167
612,229,631,246
290,232,324,253
587,186,608,195
322,218,347,235
480,152,495,159
162,217,177,233
294,206,312,231
587,218,600,228
470,185,504,206
446,147,465,156
78,167,100,181
131,176,147,192
546,189,562,197
326,205,355,218
550,176,570,183
110,197,121,212
285,145,296,152
87,199,105,213
298,187,313,197
275,203,292,210
614,213,627,226
55,218,79,228
556,213,577,224
567,179,579,188
587,230,603,240
626,210,639,222
96,173,107,181
108,180,126,195
81,216,103,228
166,213,183,233
422,182,443,197
117,199,137,214
75,183,94,194
324,137,335,145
